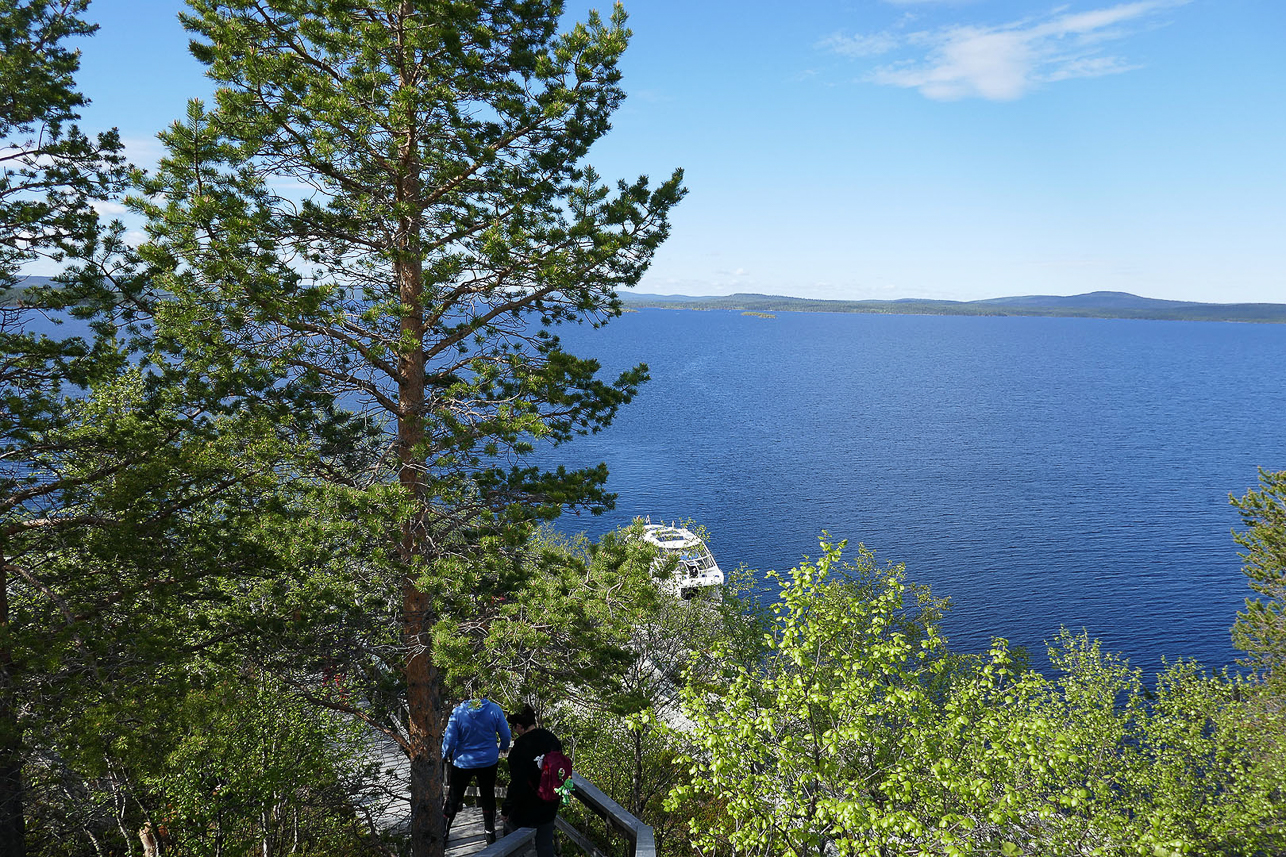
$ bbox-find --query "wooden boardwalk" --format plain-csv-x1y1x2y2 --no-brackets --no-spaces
445,806,494,857
361,727,516,855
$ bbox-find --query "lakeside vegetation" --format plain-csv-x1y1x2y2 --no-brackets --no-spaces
5,1,1286,856
625,291,1286,324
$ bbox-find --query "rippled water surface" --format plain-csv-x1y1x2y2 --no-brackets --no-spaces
542,309,1286,674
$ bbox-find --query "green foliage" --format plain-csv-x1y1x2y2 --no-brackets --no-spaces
0,0,134,467
556,706,683,848
434,524,664,706
144,676,377,857
132,0,684,536
0,7,156,852
1019,634,1279,856
1231,468,1286,686
5,370,379,854
669,537,1285,857
25,668,381,856
669,536,1017,856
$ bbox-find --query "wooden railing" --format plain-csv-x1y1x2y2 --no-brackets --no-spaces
473,772,655,857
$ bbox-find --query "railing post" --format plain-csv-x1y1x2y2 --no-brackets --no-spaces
632,822,656,857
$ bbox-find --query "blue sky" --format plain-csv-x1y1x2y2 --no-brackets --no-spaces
62,0,1286,303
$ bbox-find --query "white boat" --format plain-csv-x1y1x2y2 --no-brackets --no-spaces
640,521,724,599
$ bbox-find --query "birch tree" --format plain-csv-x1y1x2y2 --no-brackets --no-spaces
670,539,1282,857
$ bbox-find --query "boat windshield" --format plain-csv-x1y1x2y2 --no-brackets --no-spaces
677,547,717,572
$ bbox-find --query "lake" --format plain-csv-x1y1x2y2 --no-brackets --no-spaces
541,308,1286,675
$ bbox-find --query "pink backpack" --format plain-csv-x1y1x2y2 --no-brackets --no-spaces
536,750,574,804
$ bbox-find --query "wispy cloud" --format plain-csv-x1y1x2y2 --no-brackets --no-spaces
91,200,129,217
824,0,1187,101
120,135,165,169
817,31,899,58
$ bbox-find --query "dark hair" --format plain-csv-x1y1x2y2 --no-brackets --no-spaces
507,703,537,729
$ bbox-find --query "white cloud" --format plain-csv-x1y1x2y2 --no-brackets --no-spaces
1037,3,1173,36
826,0,1187,101
91,200,129,217
120,135,165,169
874,27,1037,100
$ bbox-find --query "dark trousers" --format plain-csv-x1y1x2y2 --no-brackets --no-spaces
446,762,498,824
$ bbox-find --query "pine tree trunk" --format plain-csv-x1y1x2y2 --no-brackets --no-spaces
0,546,25,857
399,312,447,857
398,276,445,857
394,79,445,849
404,586,445,857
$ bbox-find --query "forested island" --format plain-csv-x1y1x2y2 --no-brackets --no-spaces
4,1,1286,857
624,290,1286,323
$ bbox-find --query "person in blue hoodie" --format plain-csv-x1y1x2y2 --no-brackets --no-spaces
442,696,511,843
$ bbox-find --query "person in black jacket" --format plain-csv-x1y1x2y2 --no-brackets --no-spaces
501,704,562,857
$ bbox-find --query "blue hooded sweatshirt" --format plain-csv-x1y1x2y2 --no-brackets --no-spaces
441,698,511,769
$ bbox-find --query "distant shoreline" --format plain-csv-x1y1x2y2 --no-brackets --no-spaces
622,291,1286,325
12,278,1284,324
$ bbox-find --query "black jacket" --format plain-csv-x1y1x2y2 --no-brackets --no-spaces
502,727,563,826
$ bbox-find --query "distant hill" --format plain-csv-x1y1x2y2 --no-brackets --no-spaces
2,275,55,305
972,291,1197,310
10,278,1281,324
621,291,1286,324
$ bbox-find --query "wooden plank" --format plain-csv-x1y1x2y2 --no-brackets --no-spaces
445,807,488,857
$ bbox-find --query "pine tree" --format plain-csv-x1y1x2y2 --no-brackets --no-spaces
1,2,128,852
1231,468,1286,687
134,2,683,853
0,0,125,289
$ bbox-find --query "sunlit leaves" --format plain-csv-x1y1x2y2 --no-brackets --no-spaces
669,537,1284,856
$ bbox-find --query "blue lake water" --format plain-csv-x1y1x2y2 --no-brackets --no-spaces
17,304,1285,673
542,309,1286,675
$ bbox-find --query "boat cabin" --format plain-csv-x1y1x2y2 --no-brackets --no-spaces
641,523,725,599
